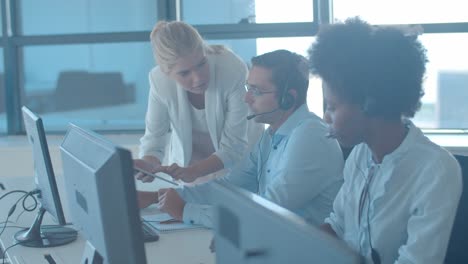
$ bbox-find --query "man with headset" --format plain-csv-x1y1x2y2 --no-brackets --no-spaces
309,18,462,264
138,49,344,227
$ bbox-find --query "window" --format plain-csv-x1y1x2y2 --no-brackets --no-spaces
182,0,313,25
417,33,468,129
333,0,468,24
1,0,158,134
182,0,255,25
20,0,157,35
0,48,6,133
333,0,468,129
190,0,319,116
5,0,465,134
22,43,153,131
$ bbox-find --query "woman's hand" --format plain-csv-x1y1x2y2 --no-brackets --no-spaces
134,156,164,183
163,163,201,183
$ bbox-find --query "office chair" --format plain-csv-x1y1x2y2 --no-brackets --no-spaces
445,154,468,264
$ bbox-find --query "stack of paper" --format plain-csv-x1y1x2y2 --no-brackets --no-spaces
142,213,206,233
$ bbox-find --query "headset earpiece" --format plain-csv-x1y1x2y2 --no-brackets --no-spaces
278,76,296,110
279,92,295,110
277,51,301,111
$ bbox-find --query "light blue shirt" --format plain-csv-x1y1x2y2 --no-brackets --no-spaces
325,121,462,264
177,104,344,227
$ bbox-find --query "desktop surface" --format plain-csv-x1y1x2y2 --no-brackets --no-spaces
0,176,215,264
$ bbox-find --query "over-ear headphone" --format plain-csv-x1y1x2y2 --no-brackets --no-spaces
274,50,306,111
279,58,298,111
278,81,295,110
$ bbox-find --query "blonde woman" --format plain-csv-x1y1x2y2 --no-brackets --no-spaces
135,21,262,188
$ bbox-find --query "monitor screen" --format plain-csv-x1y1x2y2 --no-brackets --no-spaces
211,182,361,264
60,124,146,264
14,106,77,248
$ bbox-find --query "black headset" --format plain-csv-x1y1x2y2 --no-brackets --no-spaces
277,57,299,111
278,81,295,110
356,150,381,264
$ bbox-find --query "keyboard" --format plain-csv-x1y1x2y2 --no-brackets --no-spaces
141,221,159,242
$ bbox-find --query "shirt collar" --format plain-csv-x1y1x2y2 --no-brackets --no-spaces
267,104,311,136
265,104,311,147
380,120,419,164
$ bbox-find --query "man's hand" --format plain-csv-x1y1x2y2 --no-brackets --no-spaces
157,188,185,221
134,158,164,183
137,191,158,209
164,163,201,183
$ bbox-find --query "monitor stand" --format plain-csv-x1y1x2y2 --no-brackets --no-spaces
14,207,77,248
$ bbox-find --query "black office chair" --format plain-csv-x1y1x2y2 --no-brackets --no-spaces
445,154,468,264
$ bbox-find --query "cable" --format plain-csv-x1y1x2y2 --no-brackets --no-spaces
0,213,13,238
0,190,28,201
0,190,39,239
366,179,381,264
21,191,38,212
1,234,79,264
0,195,26,238
2,241,22,264
2,232,80,264
14,209,27,224
353,148,381,264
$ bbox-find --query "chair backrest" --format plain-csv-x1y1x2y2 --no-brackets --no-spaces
445,154,468,263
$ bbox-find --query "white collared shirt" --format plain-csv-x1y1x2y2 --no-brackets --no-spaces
325,121,462,264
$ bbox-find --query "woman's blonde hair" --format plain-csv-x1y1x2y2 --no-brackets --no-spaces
150,21,226,73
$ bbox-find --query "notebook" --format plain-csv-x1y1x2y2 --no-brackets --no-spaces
142,213,206,233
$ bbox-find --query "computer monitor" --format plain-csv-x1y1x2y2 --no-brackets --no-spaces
211,182,362,264
14,106,77,247
60,124,146,264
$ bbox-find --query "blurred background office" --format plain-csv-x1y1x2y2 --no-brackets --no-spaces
1,0,468,171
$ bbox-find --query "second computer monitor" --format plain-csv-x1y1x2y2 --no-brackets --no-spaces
212,182,361,264
14,106,77,248
60,124,146,264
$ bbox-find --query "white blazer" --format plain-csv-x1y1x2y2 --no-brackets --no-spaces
140,49,263,168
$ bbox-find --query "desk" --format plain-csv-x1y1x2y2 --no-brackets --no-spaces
0,177,215,264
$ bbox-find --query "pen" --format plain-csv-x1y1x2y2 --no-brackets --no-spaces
134,167,179,186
